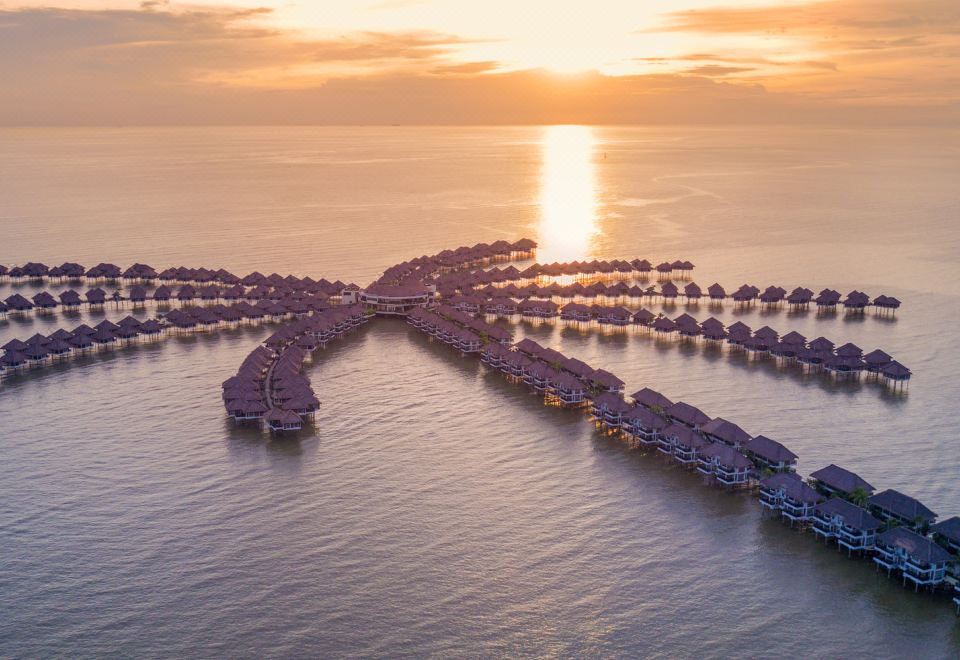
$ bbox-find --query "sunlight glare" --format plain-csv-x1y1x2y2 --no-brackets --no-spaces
536,125,599,263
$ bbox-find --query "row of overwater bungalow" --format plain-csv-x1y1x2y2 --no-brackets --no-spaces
222,305,371,431
484,336,625,407
581,380,958,602
634,312,910,386
442,297,911,388
0,261,357,296
2,285,341,322
374,238,538,287
406,309,625,407
0,298,311,378
401,264,950,605
436,281,899,317
430,258,696,293
449,296,912,389
159,298,334,330
409,301,957,607
761,464,960,599
429,262,896,315
363,245,942,607
0,317,165,375
408,305,514,346
222,345,315,432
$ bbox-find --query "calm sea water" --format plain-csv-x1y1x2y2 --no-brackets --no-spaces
1,126,959,658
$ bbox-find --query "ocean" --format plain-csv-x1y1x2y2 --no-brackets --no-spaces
1,125,958,657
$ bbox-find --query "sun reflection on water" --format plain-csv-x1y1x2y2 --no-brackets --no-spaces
536,125,599,263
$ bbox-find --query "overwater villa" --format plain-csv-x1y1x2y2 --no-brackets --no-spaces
631,387,673,413
731,284,758,305
863,349,893,374
696,443,754,486
872,294,902,317
684,282,702,302
86,288,107,308
868,489,938,532
632,308,656,327
881,361,912,390
519,299,559,318
700,417,751,448
873,527,953,591
590,392,632,430
674,314,701,339
743,435,798,473
264,407,303,432
548,373,589,407
843,290,871,314
815,288,841,310
523,361,555,392
658,423,707,465
930,517,960,555
5,293,34,314
759,472,823,524
809,464,875,499
621,406,667,447
787,287,813,309
32,291,58,312
651,317,677,336
586,369,625,393
700,317,727,342
664,401,711,431
726,322,751,349
759,286,786,308
812,498,882,555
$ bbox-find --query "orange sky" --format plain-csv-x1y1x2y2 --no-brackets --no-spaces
1,0,958,124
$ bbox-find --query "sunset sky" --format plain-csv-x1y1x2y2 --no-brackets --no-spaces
2,0,957,124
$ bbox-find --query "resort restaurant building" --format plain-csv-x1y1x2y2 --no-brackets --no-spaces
359,282,432,316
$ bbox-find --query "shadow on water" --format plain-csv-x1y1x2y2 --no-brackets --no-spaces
518,320,906,402
592,329,631,351
402,326,483,380
515,318,559,342
841,313,868,326
223,415,317,474
400,320,762,519
757,515,960,626
0,323,273,394
587,424,756,517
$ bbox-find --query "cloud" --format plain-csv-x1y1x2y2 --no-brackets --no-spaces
842,36,928,50
656,0,959,108
430,60,502,74
662,0,960,35
0,2,956,125
682,65,754,76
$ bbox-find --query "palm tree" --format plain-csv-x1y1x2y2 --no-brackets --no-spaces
848,486,870,507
